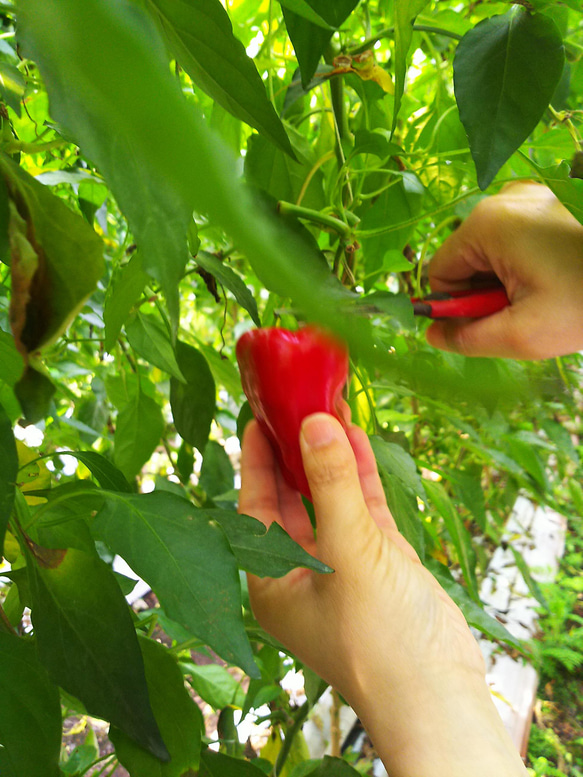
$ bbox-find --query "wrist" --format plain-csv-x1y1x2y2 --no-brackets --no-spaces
347,665,528,777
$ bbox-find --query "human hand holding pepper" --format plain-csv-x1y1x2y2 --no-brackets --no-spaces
239,414,528,777
427,182,583,359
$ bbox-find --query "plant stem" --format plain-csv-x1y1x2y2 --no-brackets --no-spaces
274,700,311,777
330,688,342,757
0,601,16,634
355,177,533,239
2,138,68,155
277,201,352,238
348,24,462,55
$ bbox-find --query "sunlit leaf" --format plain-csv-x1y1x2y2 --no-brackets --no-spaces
146,0,294,157
454,8,564,189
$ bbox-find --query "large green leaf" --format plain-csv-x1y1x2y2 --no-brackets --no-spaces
0,401,17,555
92,491,259,676
146,0,293,157
0,153,104,356
211,509,333,577
17,0,374,365
454,8,565,189
28,547,168,760
370,436,425,560
282,0,360,87
16,0,195,326
392,0,431,133
0,632,61,777
423,479,479,602
170,340,216,452
114,385,165,480
111,637,203,777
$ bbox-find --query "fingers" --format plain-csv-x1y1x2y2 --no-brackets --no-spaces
346,424,396,532
300,414,377,550
238,421,281,527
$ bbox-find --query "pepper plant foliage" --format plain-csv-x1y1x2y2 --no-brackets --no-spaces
1,0,583,774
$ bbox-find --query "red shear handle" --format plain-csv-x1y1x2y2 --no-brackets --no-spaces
412,288,510,319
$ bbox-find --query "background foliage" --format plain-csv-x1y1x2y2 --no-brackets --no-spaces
1,0,583,775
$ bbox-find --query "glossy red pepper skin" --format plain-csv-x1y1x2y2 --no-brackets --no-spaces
236,326,349,500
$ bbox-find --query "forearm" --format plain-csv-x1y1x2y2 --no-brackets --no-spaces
348,668,528,777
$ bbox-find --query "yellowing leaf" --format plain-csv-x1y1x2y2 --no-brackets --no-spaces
16,439,50,504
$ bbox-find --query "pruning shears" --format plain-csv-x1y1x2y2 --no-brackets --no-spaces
411,287,510,319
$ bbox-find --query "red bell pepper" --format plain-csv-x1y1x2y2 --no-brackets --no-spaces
236,325,349,500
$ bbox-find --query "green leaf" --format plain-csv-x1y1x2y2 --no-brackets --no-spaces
0,329,24,386
18,0,374,363
126,311,186,382
170,340,216,452
425,559,523,651
0,632,61,777
103,252,148,352
14,364,56,425
370,436,425,560
540,417,579,464
199,748,268,777
442,467,487,532
301,755,362,777
359,173,424,287
17,0,195,326
183,661,245,710
282,0,360,87
199,440,235,498
114,385,165,480
278,0,333,29
1,152,104,356
146,0,294,157
111,637,203,776
0,402,17,556
245,132,325,212
196,251,261,327
528,159,583,226
92,491,259,676
28,547,168,760
211,509,333,577
423,480,479,601
58,451,132,493
504,437,549,492
0,61,25,116
392,0,431,133
454,8,565,189
508,546,549,611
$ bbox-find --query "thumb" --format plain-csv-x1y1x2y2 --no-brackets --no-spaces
300,414,376,554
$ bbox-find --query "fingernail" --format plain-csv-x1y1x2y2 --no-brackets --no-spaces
301,413,338,449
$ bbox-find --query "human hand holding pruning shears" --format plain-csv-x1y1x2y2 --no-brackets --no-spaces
416,182,583,360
